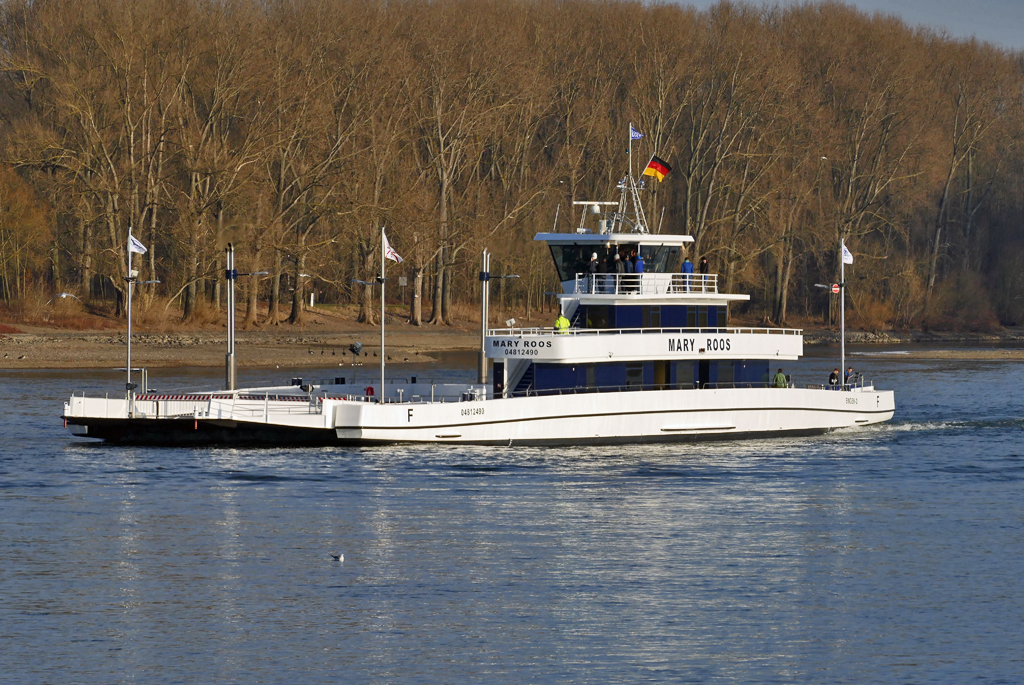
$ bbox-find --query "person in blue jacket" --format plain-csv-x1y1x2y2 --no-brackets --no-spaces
681,256,694,290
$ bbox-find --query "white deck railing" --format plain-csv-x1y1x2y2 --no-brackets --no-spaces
573,272,717,295
487,325,803,337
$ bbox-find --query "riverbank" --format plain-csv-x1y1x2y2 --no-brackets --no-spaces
803,328,1024,346
0,326,479,370
3,322,1024,370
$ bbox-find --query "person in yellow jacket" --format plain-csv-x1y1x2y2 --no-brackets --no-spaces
555,312,570,333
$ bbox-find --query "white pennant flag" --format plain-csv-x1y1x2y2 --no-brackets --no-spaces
382,230,403,264
841,240,853,265
128,232,148,255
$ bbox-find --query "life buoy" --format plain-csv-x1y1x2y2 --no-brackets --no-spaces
365,385,374,396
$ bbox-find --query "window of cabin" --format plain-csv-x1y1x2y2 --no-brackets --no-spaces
640,245,682,273
673,361,694,389
686,307,697,328
587,306,609,329
698,306,708,328
717,306,728,328
716,361,734,387
654,360,668,389
547,245,595,283
642,305,662,328
548,245,617,283
625,363,643,389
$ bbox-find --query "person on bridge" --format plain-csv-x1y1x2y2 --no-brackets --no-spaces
682,257,695,291
555,312,570,334
586,252,599,293
773,369,788,388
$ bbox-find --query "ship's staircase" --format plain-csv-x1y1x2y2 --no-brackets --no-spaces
512,364,534,396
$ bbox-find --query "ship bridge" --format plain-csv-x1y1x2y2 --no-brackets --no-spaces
537,232,703,295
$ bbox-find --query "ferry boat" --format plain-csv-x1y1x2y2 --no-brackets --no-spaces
63,159,895,446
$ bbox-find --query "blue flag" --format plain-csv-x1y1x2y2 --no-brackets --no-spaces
630,125,644,140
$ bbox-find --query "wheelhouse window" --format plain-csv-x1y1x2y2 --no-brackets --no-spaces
548,245,597,283
640,245,681,273
548,243,683,281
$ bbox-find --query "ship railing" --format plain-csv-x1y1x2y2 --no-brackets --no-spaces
573,272,717,295
506,380,790,397
804,374,873,391
487,325,803,337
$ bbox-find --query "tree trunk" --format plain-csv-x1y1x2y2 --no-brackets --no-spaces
441,263,452,325
925,180,952,308
213,257,222,313
81,221,93,298
288,250,306,325
183,280,196,320
778,241,794,326
429,249,444,324
49,240,60,293
357,237,376,324
410,268,423,325
266,249,282,325
182,220,199,320
243,272,259,328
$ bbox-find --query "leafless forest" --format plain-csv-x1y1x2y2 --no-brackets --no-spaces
1,0,1022,330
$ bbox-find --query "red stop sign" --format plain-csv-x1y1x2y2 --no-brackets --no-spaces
831,283,840,294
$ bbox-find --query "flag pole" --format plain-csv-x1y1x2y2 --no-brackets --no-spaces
628,121,633,180
840,238,846,385
126,232,133,406
380,226,386,400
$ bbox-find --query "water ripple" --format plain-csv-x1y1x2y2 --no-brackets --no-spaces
2,360,1024,683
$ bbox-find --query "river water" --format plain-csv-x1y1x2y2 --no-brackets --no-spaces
2,350,1023,683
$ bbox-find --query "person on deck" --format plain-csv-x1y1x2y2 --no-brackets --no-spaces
773,369,788,388
681,257,695,291
633,250,644,294
829,368,840,389
555,312,570,334
698,256,709,291
587,252,599,293
845,366,855,386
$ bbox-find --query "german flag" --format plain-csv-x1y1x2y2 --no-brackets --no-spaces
642,155,672,182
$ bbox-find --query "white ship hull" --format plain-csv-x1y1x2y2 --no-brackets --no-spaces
336,385,894,445
64,385,895,446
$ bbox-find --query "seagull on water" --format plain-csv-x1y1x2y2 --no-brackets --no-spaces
330,553,344,562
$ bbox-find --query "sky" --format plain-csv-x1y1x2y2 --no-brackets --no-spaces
685,0,1024,51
